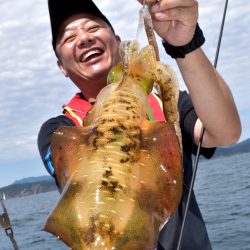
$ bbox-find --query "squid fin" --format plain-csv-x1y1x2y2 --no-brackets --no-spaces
140,120,183,216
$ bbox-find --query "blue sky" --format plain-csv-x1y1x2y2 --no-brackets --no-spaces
0,0,249,187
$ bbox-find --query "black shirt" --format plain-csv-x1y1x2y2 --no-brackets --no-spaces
38,91,215,250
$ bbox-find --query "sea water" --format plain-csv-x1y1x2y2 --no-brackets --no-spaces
0,153,249,250
195,153,250,250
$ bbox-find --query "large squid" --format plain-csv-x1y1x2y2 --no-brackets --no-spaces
43,4,183,250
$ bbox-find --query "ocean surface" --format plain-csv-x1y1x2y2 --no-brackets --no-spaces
0,153,249,250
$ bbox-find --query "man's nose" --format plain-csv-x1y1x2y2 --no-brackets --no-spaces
76,31,94,47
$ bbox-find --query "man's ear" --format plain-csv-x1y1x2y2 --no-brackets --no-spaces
115,35,121,43
57,60,68,77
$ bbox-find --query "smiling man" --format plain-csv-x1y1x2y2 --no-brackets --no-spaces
38,0,241,249
55,13,121,99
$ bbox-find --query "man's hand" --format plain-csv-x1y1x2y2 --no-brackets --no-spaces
137,0,198,46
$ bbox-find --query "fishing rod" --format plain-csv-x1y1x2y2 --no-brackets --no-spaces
176,0,229,249
0,193,19,250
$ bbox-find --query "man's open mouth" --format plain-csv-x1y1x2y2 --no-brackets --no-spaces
80,49,104,63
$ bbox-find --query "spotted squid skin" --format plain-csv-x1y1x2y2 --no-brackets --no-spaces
43,41,183,250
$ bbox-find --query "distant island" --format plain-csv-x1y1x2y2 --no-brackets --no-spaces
0,176,57,199
213,138,250,157
1,138,249,199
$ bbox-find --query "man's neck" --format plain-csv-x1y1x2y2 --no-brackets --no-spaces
78,78,107,102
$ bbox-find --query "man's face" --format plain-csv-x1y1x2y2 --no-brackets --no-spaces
56,13,121,88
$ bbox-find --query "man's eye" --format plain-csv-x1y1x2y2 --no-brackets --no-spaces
63,35,75,43
88,25,100,32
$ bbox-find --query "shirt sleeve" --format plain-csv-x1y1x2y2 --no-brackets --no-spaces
37,115,75,176
179,91,216,159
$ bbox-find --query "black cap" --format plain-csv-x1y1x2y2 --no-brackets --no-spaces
48,0,114,50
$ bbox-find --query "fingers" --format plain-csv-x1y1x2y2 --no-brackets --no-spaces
150,0,198,12
151,6,198,24
137,0,198,11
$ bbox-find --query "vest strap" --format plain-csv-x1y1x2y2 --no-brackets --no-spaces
63,92,165,126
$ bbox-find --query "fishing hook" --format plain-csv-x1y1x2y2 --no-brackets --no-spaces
176,0,229,249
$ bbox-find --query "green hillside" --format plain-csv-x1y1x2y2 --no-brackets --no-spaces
0,179,57,199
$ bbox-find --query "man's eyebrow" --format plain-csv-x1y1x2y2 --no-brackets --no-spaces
64,19,94,33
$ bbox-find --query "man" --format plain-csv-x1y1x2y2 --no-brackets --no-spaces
38,0,241,249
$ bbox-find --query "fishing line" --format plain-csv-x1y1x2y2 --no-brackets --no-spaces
176,0,229,249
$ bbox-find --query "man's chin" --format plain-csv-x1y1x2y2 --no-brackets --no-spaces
87,65,112,79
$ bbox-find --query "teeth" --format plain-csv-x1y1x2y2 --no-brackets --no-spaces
82,49,102,62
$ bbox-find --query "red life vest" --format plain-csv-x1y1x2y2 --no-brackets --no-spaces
63,92,165,127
